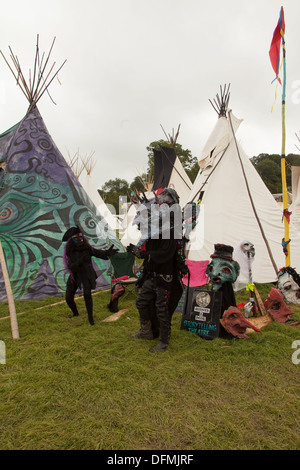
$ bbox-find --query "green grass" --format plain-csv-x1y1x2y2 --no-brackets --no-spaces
0,284,300,450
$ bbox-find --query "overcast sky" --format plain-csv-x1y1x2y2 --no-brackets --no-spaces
0,0,299,189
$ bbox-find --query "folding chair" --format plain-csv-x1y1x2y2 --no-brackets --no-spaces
109,252,140,298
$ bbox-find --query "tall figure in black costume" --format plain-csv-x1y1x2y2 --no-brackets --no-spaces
62,226,118,325
128,188,185,353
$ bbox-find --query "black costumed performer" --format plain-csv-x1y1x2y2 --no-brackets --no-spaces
62,226,119,325
127,188,185,353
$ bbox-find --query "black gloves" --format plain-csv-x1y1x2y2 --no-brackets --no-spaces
126,243,148,259
106,245,119,257
126,243,140,257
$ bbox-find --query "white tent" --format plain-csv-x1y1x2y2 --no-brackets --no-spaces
80,155,122,232
290,166,300,232
185,88,300,284
120,190,154,247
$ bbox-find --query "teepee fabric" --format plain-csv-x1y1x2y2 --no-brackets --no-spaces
198,112,242,170
81,171,122,232
290,166,300,232
185,111,300,284
0,106,123,301
120,192,154,247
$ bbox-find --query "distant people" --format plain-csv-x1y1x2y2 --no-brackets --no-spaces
62,226,118,325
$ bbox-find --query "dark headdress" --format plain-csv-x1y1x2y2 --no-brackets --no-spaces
62,226,81,242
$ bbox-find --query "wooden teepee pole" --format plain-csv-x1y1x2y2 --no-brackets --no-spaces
0,240,19,339
0,35,66,110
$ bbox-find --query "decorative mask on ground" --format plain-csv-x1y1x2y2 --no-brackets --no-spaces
222,306,262,339
206,244,240,291
277,267,300,305
264,288,299,326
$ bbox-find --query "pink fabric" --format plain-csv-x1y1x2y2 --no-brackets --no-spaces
112,275,129,283
182,260,210,287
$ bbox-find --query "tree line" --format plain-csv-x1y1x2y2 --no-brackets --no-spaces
250,153,300,194
98,141,300,212
98,140,199,211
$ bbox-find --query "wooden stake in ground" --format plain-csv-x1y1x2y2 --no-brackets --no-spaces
0,240,19,339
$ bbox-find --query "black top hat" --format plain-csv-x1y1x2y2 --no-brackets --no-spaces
62,226,81,242
210,244,233,261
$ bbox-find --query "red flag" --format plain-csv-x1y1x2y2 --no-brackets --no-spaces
269,6,285,84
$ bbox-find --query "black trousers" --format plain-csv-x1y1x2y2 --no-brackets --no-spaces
136,278,171,343
65,277,93,323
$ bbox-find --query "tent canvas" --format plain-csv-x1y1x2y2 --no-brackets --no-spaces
185,91,300,284
0,106,123,301
0,37,125,302
80,156,122,232
120,191,154,247
82,172,122,231
290,166,300,232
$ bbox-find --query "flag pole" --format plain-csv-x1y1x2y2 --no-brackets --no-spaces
280,9,290,267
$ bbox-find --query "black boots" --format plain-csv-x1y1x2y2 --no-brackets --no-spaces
85,292,94,325
149,340,169,353
88,312,95,326
131,320,154,340
68,312,79,318
132,320,171,352
149,329,171,353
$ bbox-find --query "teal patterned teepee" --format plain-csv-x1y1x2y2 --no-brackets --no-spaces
0,37,123,301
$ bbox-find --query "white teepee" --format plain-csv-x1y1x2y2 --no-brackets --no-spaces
185,86,300,284
120,189,155,247
80,154,122,232
290,166,300,232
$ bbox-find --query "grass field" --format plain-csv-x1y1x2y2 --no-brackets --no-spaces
0,283,299,450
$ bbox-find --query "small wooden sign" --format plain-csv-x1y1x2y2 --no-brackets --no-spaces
181,288,222,340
